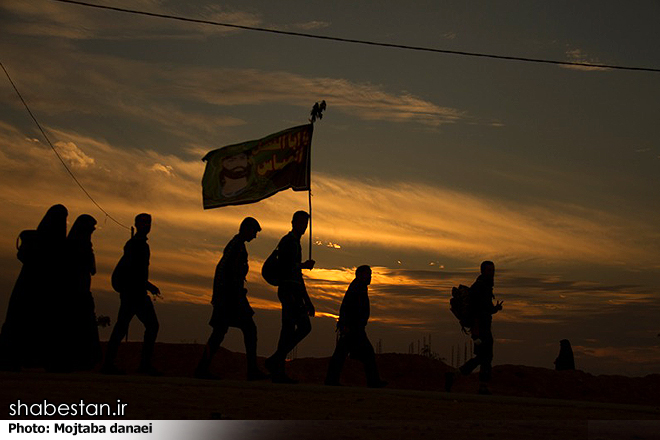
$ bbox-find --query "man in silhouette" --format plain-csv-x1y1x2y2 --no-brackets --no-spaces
325,265,386,388
446,260,503,394
102,213,161,375
195,217,268,380
265,211,315,383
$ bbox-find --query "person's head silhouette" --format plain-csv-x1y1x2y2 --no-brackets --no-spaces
239,217,261,242
356,265,372,285
480,260,495,279
134,213,152,237
38,204,68,239
291,211,309,237
68,214,97,241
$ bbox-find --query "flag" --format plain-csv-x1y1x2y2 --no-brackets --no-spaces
201,124,313,209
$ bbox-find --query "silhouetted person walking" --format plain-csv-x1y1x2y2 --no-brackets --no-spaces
265,211,315,384
195,217,268,381
325,265,386,388
0,204,68,371
554,339,575,371
446,260,503,395
64,214,101,371
102,214,161,375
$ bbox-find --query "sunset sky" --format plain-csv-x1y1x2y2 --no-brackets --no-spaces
1,0,659,376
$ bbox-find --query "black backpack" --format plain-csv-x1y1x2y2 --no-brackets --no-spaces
111,255,129,293
261,247,280,286
450,284,474,333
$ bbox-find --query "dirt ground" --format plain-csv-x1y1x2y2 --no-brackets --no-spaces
2,343,659,439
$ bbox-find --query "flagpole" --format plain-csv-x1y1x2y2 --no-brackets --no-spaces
308,100,325,262
308,121,313,261
308,187,312,260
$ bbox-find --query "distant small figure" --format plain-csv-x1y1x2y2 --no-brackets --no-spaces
445,260,503,395
64,214,101,371
554,339,575,371
195,217,268,381
325,265,386,388
102,213,161,376
265,211,316,384
0,204,68,371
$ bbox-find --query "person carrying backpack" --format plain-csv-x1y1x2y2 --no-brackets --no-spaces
102,213,161,376
446,260,503,395
0,204,68,371
264,211,315,384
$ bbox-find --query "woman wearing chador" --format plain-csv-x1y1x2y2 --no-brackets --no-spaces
62,214,101,371
0,204,68,370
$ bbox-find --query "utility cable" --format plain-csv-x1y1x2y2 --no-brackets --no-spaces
1,61,131,230
53,0,660,73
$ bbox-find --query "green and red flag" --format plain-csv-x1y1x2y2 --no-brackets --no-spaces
201,124,313,209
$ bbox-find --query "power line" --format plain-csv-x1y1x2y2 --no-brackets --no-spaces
53,0,660,73
0,62,131,231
